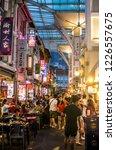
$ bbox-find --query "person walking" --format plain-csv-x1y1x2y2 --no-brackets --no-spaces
42,95,50,127
63,95,82,150
86,95,96,117
49,94,58,128
57,95,67,130
75,98,84,146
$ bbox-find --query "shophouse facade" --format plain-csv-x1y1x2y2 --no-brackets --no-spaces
0,0,52,102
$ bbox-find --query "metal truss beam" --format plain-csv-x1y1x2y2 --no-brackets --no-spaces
57,47,70,67
54,15,73,50
26,0,74,50
25,0,55,14
0,7,4,12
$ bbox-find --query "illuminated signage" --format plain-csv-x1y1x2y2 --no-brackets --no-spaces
28,30,36,48
28,35,36,47
40,60,46,70
27,55,33,76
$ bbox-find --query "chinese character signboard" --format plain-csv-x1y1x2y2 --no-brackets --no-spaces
27,55,33,76
17,39,27,68
0,18,13,55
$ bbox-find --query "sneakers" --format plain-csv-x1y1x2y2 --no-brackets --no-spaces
50,124,57,128
75,142,83,146
62,126,64,129
81,136,85,140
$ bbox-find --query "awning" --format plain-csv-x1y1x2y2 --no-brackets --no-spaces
0,62,15,79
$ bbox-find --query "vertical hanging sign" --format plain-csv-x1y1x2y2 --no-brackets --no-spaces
17,39,27,68
17,39,27,83
0,17,13,55
28,30,36,48
40,60,46,70
27,55,33,76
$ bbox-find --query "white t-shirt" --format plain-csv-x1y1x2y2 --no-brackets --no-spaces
49,98,57,111
82,98,87,117
2,104,10,114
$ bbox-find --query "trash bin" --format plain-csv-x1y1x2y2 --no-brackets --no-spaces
85,116,99,150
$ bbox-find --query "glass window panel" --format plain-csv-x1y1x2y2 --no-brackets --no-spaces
28,6,39,9
68,0,77,4
80,0,86,3
46,5,53,9
45,0,53,4
41,0,46,3
53,0,60,4
31,0,38,2
53,5,78,11
32,16,42,19
59,0,65,3
43,18,54,21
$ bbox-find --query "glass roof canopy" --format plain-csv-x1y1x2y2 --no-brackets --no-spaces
26,0,86,48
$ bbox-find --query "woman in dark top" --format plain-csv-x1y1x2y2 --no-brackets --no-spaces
20,104,28,114
87,95,96,116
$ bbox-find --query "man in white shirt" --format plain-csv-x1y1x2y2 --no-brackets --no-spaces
2,99,10,116
82,94,87,118
49,94,58,128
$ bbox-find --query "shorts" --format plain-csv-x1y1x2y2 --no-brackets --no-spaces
50,111,57,119
65,123,78,137
58,112,65,117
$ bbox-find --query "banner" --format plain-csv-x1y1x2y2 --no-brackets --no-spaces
27,55,33,76
40,60,46,70
17,68,26,83
28,35,36,47
35,63,40,74
0,17,13,55
17,39,27,68
28,30,36,48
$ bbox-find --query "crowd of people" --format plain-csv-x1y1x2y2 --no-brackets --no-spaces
0,92,98,150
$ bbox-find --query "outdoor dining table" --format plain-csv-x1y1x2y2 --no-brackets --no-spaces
0,117,30,146
23,112,40,137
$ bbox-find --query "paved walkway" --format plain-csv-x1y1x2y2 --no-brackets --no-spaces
0,127,85,150
27,127,85,150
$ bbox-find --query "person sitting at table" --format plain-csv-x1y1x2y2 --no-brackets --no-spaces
28,101,43,114
14,108,20,118
34,101,43,113
10,97,16,113
14,108,27,122
20,104,28,115
2,99,10,116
